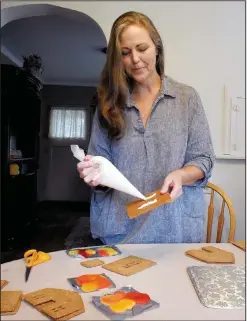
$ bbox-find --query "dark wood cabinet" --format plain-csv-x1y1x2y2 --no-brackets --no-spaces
2,64,42,249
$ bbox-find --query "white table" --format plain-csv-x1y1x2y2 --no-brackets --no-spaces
1,243,245,320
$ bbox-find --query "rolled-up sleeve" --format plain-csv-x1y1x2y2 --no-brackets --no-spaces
183,88,215,187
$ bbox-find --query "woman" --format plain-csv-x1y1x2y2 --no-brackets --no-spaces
77,11,215,244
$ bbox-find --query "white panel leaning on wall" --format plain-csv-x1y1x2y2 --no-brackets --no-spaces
218,85,245,160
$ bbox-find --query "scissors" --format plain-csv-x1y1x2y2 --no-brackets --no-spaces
24,249,51,282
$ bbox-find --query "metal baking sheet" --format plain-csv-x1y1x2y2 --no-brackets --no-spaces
187,265,245,309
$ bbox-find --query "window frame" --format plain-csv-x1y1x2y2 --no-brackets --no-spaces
47,105,91,148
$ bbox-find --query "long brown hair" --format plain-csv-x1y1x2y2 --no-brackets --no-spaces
98,11,165,139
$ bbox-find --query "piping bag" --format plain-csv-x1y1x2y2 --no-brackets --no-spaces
71,145,170,244
70,145,146,200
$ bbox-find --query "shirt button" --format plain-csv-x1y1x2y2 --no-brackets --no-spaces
134,123,145,133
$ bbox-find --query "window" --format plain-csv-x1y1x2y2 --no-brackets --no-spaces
49,107,86,139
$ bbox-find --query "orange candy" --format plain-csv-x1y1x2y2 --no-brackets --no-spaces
96,276,112,290
100,291,127,305
98,247,118,256
125,292,150,305
98,249,110,257
78,249,95,258
76,274,112,292
76,274,98,285
100,290,151,313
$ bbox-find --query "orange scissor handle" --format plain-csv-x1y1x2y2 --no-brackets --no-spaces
24,249,51,268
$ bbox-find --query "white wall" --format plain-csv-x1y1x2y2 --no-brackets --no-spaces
2,1,245,240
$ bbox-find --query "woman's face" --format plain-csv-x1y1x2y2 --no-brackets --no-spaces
120,24,158,84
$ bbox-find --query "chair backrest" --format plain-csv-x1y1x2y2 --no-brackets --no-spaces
205,182,236,243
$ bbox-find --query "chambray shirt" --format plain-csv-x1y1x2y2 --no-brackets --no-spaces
88,76,215,244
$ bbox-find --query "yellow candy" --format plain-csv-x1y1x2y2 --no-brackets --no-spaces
85,249,96,255
81,281,99,292
101,247,115,251
107,249,118,255
69,250,78,255
109,299,136,313
99,247,118,255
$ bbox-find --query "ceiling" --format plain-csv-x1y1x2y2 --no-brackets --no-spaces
1,4,107,86
1,52,15,65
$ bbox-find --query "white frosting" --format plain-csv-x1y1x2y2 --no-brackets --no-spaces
144,193,156,200
138,199,157,209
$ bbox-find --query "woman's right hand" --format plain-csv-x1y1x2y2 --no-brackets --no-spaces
77,155,101,187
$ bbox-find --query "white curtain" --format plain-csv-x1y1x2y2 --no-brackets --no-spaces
49,108,86,139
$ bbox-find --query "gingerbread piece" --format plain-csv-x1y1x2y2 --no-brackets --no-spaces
1,291,23,315
23,288,85,320
185,246,235,263
126,190,172,219
80,259,105,268
102,256,156,276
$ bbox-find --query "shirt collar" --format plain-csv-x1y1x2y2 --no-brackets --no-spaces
126,75,176,108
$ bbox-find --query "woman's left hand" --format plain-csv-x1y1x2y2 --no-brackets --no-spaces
160,169,184,201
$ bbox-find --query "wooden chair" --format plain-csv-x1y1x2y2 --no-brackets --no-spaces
205,182,236,243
